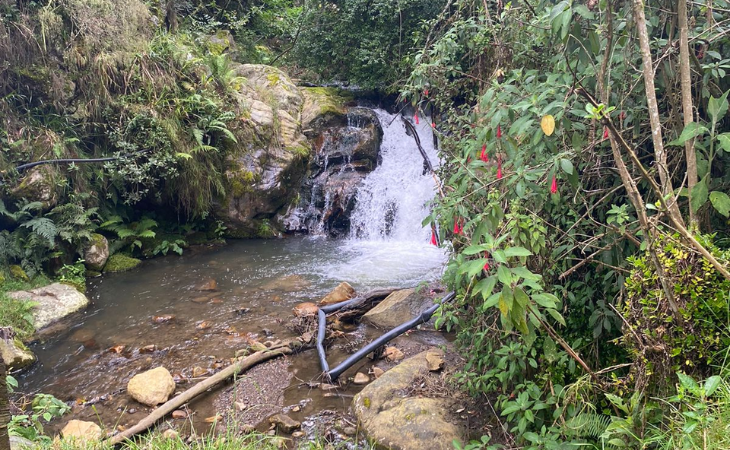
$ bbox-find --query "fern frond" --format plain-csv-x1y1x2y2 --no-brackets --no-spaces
20,217,58,247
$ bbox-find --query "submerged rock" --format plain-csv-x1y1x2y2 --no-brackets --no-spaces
353,372,370,385
319,282,356,306
8,283,89,331
84,233,109,272
269,413,301,433
353,348,463,450
60,419,102,442
0,338,36,371
127,367,176,406
362,288,432,329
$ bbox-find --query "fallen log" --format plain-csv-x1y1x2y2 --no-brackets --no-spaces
332,288,397,322
106,344,294,445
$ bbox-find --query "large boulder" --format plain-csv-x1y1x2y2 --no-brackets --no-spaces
127,367,176,406
0,338,36,371
10,435,35,450
362,288,432,329
84,233,109,272
319,282,356,306
353,348,464,450
10,166,59,209
217,64,312,237
8,283,89,331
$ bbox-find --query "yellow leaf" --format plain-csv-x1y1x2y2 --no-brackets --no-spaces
498,295,509,316
541,115,555,136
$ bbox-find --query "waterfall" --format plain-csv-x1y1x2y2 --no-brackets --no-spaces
349,109,440,242
318,108,446,285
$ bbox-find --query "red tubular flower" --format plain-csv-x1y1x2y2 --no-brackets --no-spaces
497,158,503,180
431,122,436,128
424,89,429,96
430,230,438,246
414,113,419,125
550,175,558,194
453,218,463,235
480,145,489,162
483,253,490,271
603,127,609,139
497,125,502,139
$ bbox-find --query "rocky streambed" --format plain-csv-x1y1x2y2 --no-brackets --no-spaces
9,237,494,449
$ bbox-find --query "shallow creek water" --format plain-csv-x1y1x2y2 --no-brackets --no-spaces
21,109,450,438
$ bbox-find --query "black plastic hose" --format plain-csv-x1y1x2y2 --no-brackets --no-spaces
317,291,456,382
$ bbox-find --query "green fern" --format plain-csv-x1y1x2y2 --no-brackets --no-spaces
20,218,58,247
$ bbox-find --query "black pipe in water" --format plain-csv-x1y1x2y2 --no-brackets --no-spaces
317,291,456,382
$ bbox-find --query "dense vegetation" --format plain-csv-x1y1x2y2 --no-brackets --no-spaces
3,0,730,448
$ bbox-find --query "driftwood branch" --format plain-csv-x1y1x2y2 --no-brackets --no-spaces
334,288,397,322
106,345,294,445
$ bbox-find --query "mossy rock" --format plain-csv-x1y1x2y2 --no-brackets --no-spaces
301,87,354,135
9,265,30,282
103,254,141,273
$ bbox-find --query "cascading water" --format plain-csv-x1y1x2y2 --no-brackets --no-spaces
318,108,447,285
349,109,439,242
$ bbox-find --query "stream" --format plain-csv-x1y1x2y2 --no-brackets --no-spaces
20,108,449,439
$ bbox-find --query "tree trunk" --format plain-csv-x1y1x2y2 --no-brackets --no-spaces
632,0,685,228
0,355,11,450
165,0,178,33
678,0,698,228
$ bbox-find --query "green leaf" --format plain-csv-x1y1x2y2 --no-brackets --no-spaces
717,133,730,152
710,191,730,217
547,308,566,326
690,176,709,213
504,247,532,257
668,122,708,146
475,276,498,300
498,286,514,316
514,287,530,307
708,90,729,123
560,158,574,175
532,293,557,309
497,265,512,285
677,372,699,392
704,375,722,397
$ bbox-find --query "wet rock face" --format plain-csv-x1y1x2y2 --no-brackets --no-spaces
280,108,383,236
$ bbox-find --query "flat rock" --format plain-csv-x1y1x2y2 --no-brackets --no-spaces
269,413,301,433
292,302,319,317
319,282,356,306
10,435,34,450
8,283,89,331
383,346,404,362
195,278,217,291
426,348,445,371
362,289,432,329
127,367,176,406
60,419,102,442
0,338,36,371
353,348,464,450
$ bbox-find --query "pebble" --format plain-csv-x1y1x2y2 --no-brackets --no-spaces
162,429,179,439
172,410,188,419
139,345,157,353
353,372,370,385
371,367,384,378
292,431,305,438
152,315,175,324
196,321,212,330
192,367,207,377
319,383,339,391
343,426,357,436
383,346,404,361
